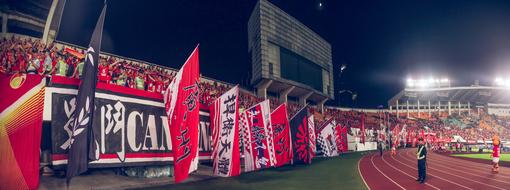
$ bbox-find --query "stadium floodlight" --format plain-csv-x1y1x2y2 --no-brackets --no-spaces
406,77,450,88
440,78,449,83
494,77,510,87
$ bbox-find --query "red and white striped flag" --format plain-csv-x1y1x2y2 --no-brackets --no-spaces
308,115,316,159
209,86,240,177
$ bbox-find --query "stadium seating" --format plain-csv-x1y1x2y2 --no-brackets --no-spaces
2,34,509,142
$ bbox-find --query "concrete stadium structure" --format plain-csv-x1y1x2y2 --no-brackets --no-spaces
388,85,510,117
248,0,334,111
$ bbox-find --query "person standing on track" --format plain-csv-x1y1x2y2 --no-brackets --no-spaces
416,137,427,184
378,141,383,156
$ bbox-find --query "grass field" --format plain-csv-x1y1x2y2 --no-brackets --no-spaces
135,152,369,190
451,153,510,162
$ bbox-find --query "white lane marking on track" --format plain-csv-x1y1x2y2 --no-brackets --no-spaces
381,153,441,190
429,153,510,176
423,154,510,183
370,154,407,190
401,149,505,190
358,155,372,190
393,150,473,190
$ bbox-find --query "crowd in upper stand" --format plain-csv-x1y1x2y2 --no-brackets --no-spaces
2,35,510,141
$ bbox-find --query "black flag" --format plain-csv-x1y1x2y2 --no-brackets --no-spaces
66,4,107,182
290,106,311,164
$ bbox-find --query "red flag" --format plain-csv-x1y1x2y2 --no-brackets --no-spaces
209,86,240,177
271,104,292,167
164,46,200,183
334,124,344,153
360,113,366,143
341,126,348,152
240,100,276,172
392,124,400,146
0,74,45,190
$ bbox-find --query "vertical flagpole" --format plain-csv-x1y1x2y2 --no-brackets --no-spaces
66,3,107,185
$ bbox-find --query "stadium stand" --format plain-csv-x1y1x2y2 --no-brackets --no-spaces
2,33,510,144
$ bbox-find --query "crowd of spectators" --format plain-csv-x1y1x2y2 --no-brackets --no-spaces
2,35,510,141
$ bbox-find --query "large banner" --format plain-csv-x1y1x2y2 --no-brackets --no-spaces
240,100,276,172
335,125,348,153
0,74,45,190
271,104,292,167
46,78,212,167
164,45,200,183
290,107,311,164
317,118,339,157
210,86,240,177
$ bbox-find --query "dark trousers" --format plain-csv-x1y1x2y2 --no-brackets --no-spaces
418,159,426,181
379,148,383,156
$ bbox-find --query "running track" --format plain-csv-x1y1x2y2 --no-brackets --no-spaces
359,148,510,190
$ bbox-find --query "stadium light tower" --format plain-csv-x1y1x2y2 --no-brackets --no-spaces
337,64,348,106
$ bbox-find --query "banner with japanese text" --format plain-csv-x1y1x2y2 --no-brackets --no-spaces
240,100,276,172
271,104,292,167
164,46,200,183
210,86,240,177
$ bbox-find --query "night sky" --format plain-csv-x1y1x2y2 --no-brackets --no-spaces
57,0,510,108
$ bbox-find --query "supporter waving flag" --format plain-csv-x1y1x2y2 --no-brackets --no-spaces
209,86,240,177
66,4,106,183
271,103,292,167
164,45,200,183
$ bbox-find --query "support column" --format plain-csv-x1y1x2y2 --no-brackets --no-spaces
256,80,272,100
42,0,60,44
448,101,451,115
299,91,313,106
417,100,421,118
279,86,295,103
318,97,328,113
458,101,461,115
2,13,7,35
428,100,431,117
396,100,399,118
406,100,410,118
438,101,441,114
468,102,471,116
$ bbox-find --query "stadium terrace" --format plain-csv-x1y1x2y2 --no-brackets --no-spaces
1,0,510,190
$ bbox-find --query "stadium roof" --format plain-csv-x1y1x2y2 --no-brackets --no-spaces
388,86,510,106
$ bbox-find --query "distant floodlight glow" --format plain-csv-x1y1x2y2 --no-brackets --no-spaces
494,77,510,87
406,76,450,88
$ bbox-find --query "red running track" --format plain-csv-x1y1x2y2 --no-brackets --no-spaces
359,148,510,190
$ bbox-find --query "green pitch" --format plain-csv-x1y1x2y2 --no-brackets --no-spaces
451,153,510,162
136,152,368,190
